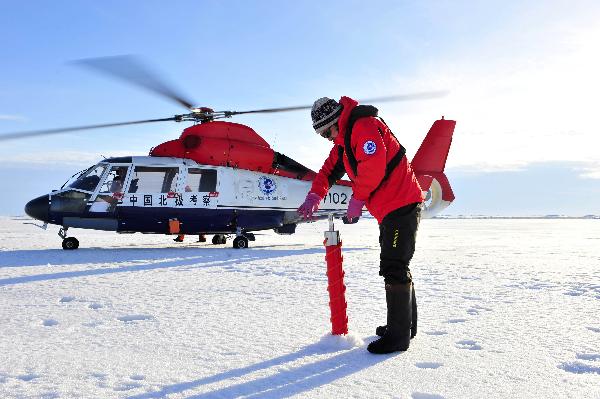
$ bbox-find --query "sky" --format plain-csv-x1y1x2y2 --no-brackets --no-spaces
1,0,599,216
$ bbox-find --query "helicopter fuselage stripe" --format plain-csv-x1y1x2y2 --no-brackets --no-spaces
215,205,345,211
52,205,349,234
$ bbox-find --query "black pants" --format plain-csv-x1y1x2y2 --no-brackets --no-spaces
379,202,422,284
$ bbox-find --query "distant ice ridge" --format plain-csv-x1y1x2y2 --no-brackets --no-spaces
434,214,600,219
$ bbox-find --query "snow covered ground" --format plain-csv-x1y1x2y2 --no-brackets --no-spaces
0,216,599,398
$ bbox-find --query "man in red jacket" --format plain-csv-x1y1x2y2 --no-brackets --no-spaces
298,96,423,354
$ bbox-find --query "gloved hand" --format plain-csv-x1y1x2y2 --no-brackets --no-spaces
297,192,321,219
346,196,365,221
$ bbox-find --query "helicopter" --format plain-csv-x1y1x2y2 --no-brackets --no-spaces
1,56,456,250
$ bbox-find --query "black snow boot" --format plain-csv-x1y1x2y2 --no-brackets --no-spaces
368,282,413,354
173,235,184,242
375,283,417,339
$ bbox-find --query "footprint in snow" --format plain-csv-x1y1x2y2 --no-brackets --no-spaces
425,331,448,336
446,318,467,324
117,314,154,323
466,304,493,316
42,319,58,327
456,340,482,350
558,361,600,375
461,295,482,301
576,353,600,361
114,382,143,391
412,392,446,399
90,373,107,380
586,326,600,333
89,303,103,310
17,373,41,382
564,289,586,297
59,296,76,303
415,362,443,369
83,321,103,328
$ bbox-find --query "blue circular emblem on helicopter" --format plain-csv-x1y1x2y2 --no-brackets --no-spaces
258,176,277,195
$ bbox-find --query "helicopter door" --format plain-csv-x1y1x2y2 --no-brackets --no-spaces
176,167,225,232
88,165,130,214
183,168,218,206
116,165,183,233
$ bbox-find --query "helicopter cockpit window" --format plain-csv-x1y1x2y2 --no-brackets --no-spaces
99,166,129,194
68,164,108,192
89,166,129,213
185,168,217,192
128,166,180,193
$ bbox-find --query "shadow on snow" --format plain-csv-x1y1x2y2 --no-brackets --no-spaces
127,340,392,399
0,246,368,286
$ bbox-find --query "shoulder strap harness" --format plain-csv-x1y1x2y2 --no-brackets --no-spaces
344,105,406,187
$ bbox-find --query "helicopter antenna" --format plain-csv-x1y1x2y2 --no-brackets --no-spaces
61,167,88,189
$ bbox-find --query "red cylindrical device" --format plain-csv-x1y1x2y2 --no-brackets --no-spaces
324,236,348,335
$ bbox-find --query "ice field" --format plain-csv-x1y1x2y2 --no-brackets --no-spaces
0,216,599,398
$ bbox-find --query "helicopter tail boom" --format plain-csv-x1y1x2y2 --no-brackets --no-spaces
411,118,456,217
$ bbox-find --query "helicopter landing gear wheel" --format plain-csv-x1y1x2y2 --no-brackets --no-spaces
62,237,79,250
233,236,248,249
212,234,227,245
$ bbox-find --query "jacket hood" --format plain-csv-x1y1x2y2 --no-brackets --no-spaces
334,96,359,146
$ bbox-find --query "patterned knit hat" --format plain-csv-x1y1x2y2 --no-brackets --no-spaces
311,97,343,134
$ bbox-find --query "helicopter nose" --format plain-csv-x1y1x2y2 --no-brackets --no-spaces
25,195,50,222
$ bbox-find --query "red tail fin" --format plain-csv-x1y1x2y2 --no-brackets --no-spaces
412,117,455,173
412,118,456,216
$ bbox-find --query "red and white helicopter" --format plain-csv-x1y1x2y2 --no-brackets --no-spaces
2,57,456,250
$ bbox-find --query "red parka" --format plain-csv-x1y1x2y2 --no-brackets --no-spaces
310,96,423,223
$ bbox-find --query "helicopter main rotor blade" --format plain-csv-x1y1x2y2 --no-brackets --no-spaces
0,117,177,142
226,104,314,116
74,55,196,110
358,90,450,103
226,90,449,117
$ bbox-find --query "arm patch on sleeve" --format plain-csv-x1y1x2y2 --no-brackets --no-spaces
363,140,377,155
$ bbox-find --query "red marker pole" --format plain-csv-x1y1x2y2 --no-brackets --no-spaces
324,214,348,335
